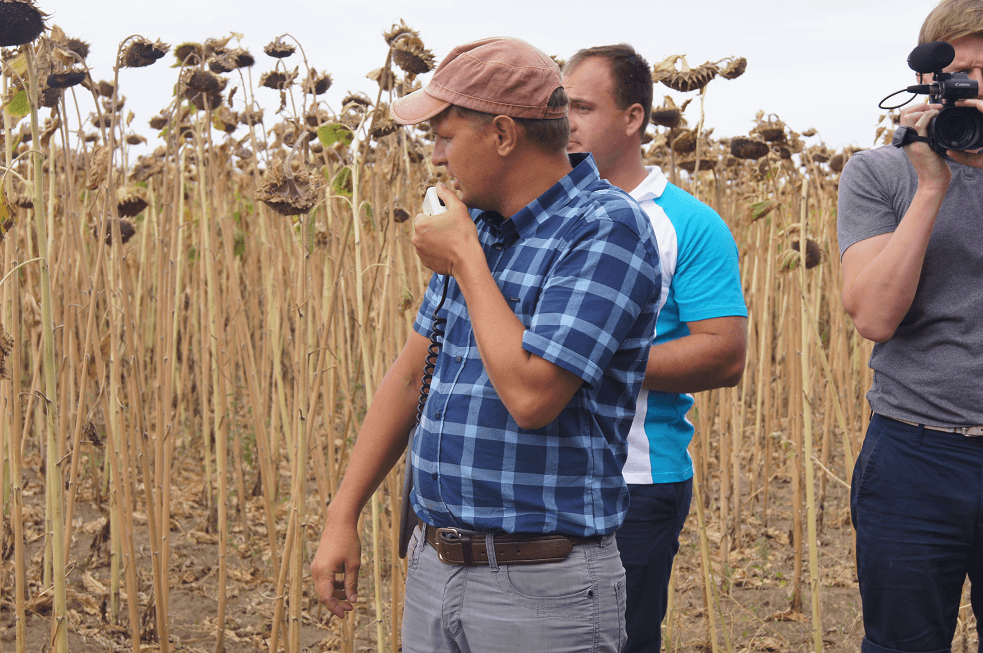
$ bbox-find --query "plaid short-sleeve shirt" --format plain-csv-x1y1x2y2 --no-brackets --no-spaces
410,153,661,538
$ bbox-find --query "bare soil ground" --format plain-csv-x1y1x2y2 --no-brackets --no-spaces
1,443,977,653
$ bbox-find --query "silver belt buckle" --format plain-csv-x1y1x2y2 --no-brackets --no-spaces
434,527,472,565
958,425,983,437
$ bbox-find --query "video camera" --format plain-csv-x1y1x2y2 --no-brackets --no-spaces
885,41,983,153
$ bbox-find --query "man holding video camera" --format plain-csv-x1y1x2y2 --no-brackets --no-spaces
838,1,983,651
311,36,662,652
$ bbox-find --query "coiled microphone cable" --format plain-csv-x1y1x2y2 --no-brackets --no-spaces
416,275,449,422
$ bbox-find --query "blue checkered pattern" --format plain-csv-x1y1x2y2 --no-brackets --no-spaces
410,153,661,538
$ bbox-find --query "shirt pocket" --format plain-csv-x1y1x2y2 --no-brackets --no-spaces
498,281,537,328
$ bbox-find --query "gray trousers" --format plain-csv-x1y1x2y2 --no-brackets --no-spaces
402,526,627,652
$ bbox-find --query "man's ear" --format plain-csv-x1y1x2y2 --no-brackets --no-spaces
490,115,520,156
625,103,645,139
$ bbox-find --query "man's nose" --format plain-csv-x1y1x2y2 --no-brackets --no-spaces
431,141,445,166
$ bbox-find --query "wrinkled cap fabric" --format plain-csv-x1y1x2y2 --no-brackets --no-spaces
391,37,566,125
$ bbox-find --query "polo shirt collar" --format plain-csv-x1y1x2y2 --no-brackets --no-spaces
630,165,669,203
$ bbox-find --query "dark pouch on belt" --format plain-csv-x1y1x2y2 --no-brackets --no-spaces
397,427,416,559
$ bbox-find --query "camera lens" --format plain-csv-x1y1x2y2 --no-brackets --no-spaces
933,107,983,151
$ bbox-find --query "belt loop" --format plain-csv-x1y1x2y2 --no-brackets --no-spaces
485,532,499,571
460,532,475,566
915,423,925,448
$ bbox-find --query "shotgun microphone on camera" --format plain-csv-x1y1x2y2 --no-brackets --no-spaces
907,41,955,74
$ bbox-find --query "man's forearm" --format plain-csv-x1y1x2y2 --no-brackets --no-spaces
328,332,428,523
842,184,946,342
453,257,582,430
643,317,747,393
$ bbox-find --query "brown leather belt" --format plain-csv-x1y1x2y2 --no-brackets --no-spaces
419,519,602,566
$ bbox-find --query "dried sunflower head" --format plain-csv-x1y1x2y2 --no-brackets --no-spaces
254,155,323,216
391,35,435,76
651,107,682,129
47,69,86,88
64,37,90,61
212,106,238,133
185,89,223,111
125,133,146,145
303,68,333,95
369,108,399,140
84,79,114,98
730,137,769,160
671,129,697,155
122,38,169,68
259,68,297,91
383,19,416,46
149,114,168,130
754,114,786,142
40,86,62,108
678,156,717,174
230,48,254,68
652,54,718,93
304,107,331,129
131,154,163,183
174,42,202,64
0,0,47,47
182,68,227,94
90,113,113,130
790,238,824,269
718,56,747,80
208,53,237,74
202,35,231,59
239,106,264,126
117,186,148,218
94,218,136,245
264,37,295,59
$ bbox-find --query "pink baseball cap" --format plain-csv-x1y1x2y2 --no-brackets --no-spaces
391,37,566,125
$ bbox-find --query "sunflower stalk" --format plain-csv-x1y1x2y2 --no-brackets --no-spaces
24,40,68,653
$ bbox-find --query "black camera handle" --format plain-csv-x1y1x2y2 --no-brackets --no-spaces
891,126,932,149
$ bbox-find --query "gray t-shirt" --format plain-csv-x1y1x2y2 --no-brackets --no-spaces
837,144,983,427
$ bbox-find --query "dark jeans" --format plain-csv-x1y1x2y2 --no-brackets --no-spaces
618,479,693,653
852,414,983,653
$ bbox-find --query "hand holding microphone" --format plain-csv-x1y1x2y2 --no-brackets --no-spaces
413,183,478,276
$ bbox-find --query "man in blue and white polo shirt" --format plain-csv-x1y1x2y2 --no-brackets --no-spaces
312,37,662,652
565,45,748,653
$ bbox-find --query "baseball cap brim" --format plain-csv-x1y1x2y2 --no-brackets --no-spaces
391,88,451,125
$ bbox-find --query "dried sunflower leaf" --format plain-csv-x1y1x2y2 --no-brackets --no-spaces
4,89,30,118
330,166,353,198
318,123,354,148
748,199,780,223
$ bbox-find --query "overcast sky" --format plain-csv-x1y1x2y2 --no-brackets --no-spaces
36,0,940,152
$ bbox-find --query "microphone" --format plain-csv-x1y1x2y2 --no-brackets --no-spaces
907,41,955,73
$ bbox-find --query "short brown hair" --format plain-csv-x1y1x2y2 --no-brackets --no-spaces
564,44,653,136
919,0,983,44
441,86,570,154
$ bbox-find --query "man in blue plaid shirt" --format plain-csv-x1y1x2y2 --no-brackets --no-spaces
312,36,661,653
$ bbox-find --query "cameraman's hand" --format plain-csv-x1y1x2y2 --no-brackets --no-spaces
311,512,361,619
899,102,952,190
948,98,983,169
413,183,481,277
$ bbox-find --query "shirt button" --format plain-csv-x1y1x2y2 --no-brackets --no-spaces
432,472,438,480
434,412,442,419
455,356,462,363
493,243,503,251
